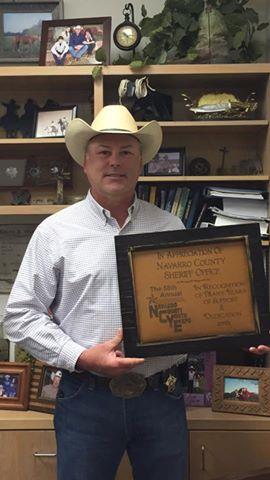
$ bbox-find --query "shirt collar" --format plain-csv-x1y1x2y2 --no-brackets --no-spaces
85,190,139,225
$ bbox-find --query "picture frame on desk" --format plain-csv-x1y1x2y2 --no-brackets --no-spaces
0,0,63,64
34,105,77,138
144,148,186,176
115,223,270,358
183,351,216,407
212,364,270,416
0,362,30,411
39,16,111,66
28,361,61,413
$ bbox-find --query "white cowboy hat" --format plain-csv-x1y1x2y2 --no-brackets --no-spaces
50,370,62,381
65,105,162,167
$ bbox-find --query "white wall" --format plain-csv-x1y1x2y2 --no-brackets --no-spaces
63,0,270,61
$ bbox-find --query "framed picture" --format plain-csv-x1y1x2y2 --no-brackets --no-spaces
34,105,77,138
115,223,270,358
0,362,30,410
39,17,111,66
0,159,27,186
0,0,63,63
183,351,216,407
212,364,270,416
144,148,186,176
29,361,62,413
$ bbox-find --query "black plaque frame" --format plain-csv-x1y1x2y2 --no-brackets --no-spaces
115,223,270,357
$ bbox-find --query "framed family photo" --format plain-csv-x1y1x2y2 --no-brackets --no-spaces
34,105,77,138
39,17,111,66
29,361,62,413
212,365,270,416
144,148,186,176
0,0,63,63
0,362,30,410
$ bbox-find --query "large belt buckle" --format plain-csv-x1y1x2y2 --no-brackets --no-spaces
109,372,147,399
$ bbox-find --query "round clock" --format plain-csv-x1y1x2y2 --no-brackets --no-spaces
113,20,141,51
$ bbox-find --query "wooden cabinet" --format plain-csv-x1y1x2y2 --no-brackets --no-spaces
1,408,270,479
0,410,56,480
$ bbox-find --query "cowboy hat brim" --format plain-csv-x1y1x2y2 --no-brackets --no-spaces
65,118,163,166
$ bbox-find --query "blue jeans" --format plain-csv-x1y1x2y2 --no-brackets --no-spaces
54,370,188,480
69,45,88,59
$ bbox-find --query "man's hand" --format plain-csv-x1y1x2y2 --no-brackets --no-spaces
76,329,144,377
249,345,270,355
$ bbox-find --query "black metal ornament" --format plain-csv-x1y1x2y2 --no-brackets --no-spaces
113,3,141,52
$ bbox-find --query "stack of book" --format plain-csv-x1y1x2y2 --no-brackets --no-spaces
203,187,269,237
137,184,202,228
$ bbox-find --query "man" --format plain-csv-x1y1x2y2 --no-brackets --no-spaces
68,25,88,60
3,105,188,480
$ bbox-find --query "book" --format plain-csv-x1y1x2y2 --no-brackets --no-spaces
164,188,176,212
171,187,182,216
149,185,157,204
176,187,190,219
204,187,265,200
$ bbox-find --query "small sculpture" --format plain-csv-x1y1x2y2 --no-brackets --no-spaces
50,162,71,204
181,92,258,120
19,99,39,138
0,99,20,138
11,189,31,205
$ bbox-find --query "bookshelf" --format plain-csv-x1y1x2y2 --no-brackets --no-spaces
0,64,269,233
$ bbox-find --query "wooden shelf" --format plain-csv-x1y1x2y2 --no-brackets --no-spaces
0,138,65,145
137,120,269,133
1,407,270,431
103,64,270,76
0,205,67,216
138,175,269,182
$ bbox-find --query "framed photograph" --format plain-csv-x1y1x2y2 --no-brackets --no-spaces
0,159,27,186
0,362,30,410
0,1,63,63
212,364,270,416
183,351,216,407
29,361,62,413
34,105,77,138
115,223,270,358
39,17,111,66
144,148,186,176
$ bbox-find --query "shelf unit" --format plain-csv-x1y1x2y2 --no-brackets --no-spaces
0,64,269,227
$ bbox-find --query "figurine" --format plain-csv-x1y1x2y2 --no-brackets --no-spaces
50,162,71,204
0,99,20,138
11,189,31,205
181,92,258,120
19,98,39,138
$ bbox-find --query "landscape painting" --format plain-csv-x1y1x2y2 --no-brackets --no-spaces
2,12,52,62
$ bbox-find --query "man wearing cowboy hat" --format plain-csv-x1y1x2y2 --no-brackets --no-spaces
3,105,187,480
69,25,88,60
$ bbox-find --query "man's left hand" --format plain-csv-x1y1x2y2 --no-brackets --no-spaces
249,345,270,355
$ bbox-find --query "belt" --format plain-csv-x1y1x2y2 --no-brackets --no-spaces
71,363,186,399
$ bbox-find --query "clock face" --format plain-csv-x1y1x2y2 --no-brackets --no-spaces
116,25,138,47
113,21,141,51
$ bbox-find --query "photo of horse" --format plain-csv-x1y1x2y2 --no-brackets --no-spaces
3,12,52,60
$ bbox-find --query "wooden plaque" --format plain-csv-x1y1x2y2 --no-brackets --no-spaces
115,224,270,357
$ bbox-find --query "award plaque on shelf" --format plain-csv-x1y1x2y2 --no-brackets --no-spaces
115,223,270,357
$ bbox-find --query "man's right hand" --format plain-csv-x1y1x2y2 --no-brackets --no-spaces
75,329,144,377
